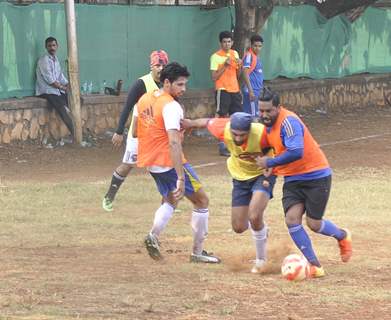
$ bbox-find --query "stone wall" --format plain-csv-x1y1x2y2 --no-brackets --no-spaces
267,73,391,114
0,90,216,144
0,95,123,144
1,73,391,144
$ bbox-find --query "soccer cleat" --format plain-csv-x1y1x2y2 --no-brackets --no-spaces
338,228,352,262
251,259,266,274
190,250,221,264
144,233,162,260
307,265,325,278
102,197,113,212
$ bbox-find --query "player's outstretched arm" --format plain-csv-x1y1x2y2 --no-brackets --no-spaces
181,118,211,130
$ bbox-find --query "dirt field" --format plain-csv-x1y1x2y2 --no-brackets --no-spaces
1,107,391,319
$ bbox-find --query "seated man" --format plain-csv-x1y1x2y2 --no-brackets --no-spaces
36,36,74,137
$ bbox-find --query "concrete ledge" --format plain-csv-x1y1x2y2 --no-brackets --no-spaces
0,89,216,144
1,73,391,144
267,73,391,91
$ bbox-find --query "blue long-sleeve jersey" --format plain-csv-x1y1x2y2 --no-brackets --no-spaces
266,116,331,182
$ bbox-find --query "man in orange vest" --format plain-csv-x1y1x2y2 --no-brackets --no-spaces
134,62,220,264
256,88,352,278
210,30,242,156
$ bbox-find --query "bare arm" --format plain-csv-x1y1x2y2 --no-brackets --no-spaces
167,129,185,200
211,65,227,82
181,118,211,130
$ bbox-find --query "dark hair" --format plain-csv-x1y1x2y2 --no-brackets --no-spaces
259,87,280,107
219,31,233,42
250,34,264,45
160,62,190,83
45,37,57,46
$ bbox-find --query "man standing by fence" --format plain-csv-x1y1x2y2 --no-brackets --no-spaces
210,31,242,157
241,34,264,117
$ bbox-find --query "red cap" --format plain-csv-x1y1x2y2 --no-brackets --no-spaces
150,50,169,67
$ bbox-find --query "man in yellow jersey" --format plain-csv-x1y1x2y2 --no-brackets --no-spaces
133,62,220,264
102,50,169,212
182,112,276,273
210,31,242,156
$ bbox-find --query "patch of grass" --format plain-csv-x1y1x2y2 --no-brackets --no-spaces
1,170,391,319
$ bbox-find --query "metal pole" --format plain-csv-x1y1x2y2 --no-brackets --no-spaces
64,0,82,144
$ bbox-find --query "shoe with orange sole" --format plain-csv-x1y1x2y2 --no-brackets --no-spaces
307,265,325,278
338,228,352,262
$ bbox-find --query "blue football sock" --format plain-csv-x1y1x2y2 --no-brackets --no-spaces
288,224,321,267
317,220,345,241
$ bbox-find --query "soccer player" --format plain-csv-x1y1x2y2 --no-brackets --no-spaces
256,88,352,278
210,31,242,156
102,50,169,212
241,34,264,117
133,62,220,263
181,112,275,273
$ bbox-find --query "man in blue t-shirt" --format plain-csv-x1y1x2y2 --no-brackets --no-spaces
241,34,264,117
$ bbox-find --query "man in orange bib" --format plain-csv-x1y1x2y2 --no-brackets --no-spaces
256,88,352,278
134,62,220,264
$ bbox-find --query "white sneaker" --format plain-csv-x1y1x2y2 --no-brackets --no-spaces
190,250,221,264
251,259,266,274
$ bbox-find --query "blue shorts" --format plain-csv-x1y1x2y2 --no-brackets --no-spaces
232,174,276,207
150,163,202,198
242,91,260,117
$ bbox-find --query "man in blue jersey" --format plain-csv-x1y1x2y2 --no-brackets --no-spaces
241,35,264,117
256,88,352,278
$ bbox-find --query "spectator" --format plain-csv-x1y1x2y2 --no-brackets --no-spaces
210,31,242,156
36,37,74,138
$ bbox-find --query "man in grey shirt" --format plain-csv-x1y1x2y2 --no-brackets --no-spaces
36,36,74,137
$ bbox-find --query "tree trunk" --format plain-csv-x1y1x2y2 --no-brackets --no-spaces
233,0,274,56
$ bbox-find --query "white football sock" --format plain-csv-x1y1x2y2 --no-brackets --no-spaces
191,208,209,255
150,202,175,237
250,224,268,262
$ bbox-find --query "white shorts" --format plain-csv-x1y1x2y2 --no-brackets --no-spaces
122,137,138,165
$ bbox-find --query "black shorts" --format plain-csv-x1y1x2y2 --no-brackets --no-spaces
282,175,332,220
215,90,242,116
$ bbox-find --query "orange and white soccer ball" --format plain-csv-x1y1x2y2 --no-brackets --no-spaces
281,254,309,281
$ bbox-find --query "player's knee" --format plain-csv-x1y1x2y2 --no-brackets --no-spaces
118,163,133,176
285,214,301,226
232,224,247,234
306,217,321,232
248,209,264,223
196,194,209,208
248,217,264,230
